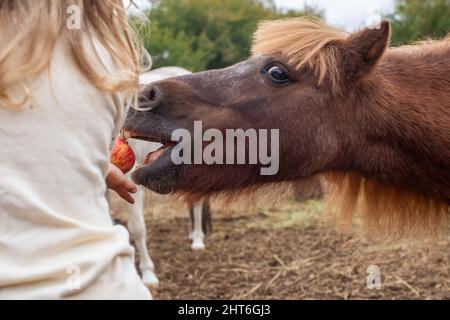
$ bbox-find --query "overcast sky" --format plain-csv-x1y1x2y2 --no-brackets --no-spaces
274,0,396,31
127,0,397,31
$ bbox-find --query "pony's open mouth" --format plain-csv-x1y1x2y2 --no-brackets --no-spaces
121,129,182,194
122,129,175,166
142,144,174,166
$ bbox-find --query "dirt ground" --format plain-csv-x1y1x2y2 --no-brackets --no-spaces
111,192,450,300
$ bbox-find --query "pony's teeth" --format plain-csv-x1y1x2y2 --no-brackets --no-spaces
121,129,132,141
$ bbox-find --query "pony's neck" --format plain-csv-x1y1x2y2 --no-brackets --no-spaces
350,41,450,203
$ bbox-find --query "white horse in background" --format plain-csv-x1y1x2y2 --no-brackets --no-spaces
125,67,212,289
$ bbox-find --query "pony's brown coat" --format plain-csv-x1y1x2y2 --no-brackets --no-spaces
253,18,450,239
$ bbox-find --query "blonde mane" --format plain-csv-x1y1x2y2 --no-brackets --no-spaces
323,173,449,241
252,17,348,91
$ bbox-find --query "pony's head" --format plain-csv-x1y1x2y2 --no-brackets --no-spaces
123,18,391,197
125,17,450,239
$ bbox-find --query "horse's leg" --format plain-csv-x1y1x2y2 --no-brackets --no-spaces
190,202,206,250
127,188,159,289
202,198,212,234
189,207,194,240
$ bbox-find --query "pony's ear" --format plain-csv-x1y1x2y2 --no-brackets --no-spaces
341,20,391,79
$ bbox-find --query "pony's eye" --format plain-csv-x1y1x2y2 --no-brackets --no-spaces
266,66,290,85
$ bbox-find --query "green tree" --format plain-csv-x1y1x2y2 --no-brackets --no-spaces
388,0,450,45
132,0,322,71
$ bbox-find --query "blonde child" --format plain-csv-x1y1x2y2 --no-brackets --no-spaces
0,0,151,299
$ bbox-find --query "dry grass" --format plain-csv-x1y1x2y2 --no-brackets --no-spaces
110,191,450,300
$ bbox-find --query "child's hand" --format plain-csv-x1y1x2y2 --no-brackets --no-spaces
106,164,138,204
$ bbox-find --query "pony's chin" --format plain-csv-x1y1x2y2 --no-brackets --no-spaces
131,146,184,194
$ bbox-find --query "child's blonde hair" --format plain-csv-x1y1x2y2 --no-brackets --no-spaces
0,0,147,108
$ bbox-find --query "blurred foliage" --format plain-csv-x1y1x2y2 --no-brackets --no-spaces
131,0,323,71
388,0,450,45
131,0,450,70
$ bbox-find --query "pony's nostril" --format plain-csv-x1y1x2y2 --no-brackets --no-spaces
148,87,157,101
138,95,147,103
138,85,161,110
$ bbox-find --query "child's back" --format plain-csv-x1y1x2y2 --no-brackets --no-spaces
0,1,150,299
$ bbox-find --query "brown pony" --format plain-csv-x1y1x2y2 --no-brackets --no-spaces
123,18,450,239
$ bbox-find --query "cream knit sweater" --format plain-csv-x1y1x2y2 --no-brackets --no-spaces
0,39,150,299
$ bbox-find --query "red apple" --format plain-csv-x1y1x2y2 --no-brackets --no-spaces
111,138,136,174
